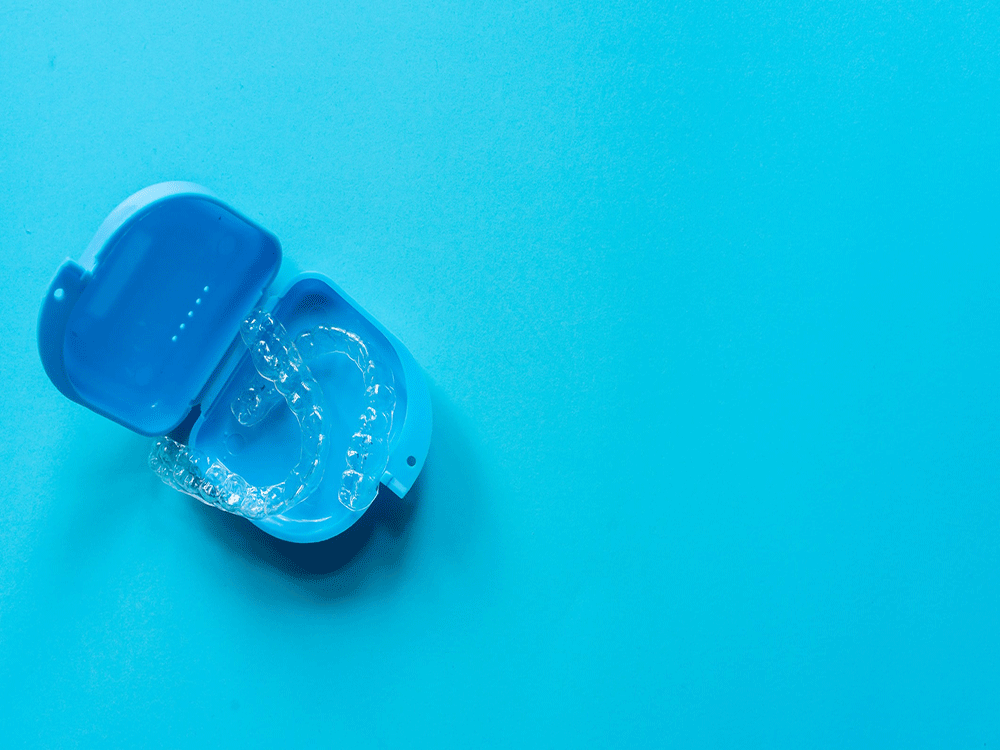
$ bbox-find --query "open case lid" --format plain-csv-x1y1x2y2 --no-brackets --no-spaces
38,182,281,437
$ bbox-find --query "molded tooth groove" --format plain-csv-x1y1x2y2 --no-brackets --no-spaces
232,378,279,426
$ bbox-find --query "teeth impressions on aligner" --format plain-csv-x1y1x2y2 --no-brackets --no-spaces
230,325,396,512
293,325,396,513
149,311,396,519
149,310,330,519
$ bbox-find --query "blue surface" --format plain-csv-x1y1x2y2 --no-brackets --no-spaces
1,1,998,747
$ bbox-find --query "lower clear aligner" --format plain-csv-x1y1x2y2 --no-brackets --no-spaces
148,311,396,519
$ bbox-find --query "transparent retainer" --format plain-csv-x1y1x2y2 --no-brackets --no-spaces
148,310,396,519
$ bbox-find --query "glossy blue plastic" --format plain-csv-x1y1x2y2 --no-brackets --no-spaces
38,182,432,543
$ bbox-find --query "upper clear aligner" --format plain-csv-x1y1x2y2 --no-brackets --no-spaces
232,325,396,513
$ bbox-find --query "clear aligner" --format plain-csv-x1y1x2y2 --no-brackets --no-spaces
148,310,330,520
297,326,396,512
231,325,396,513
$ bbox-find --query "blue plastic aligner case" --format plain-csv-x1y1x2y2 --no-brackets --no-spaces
38,182,432,543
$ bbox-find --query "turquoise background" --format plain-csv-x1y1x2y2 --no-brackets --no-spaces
1,1,998,746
